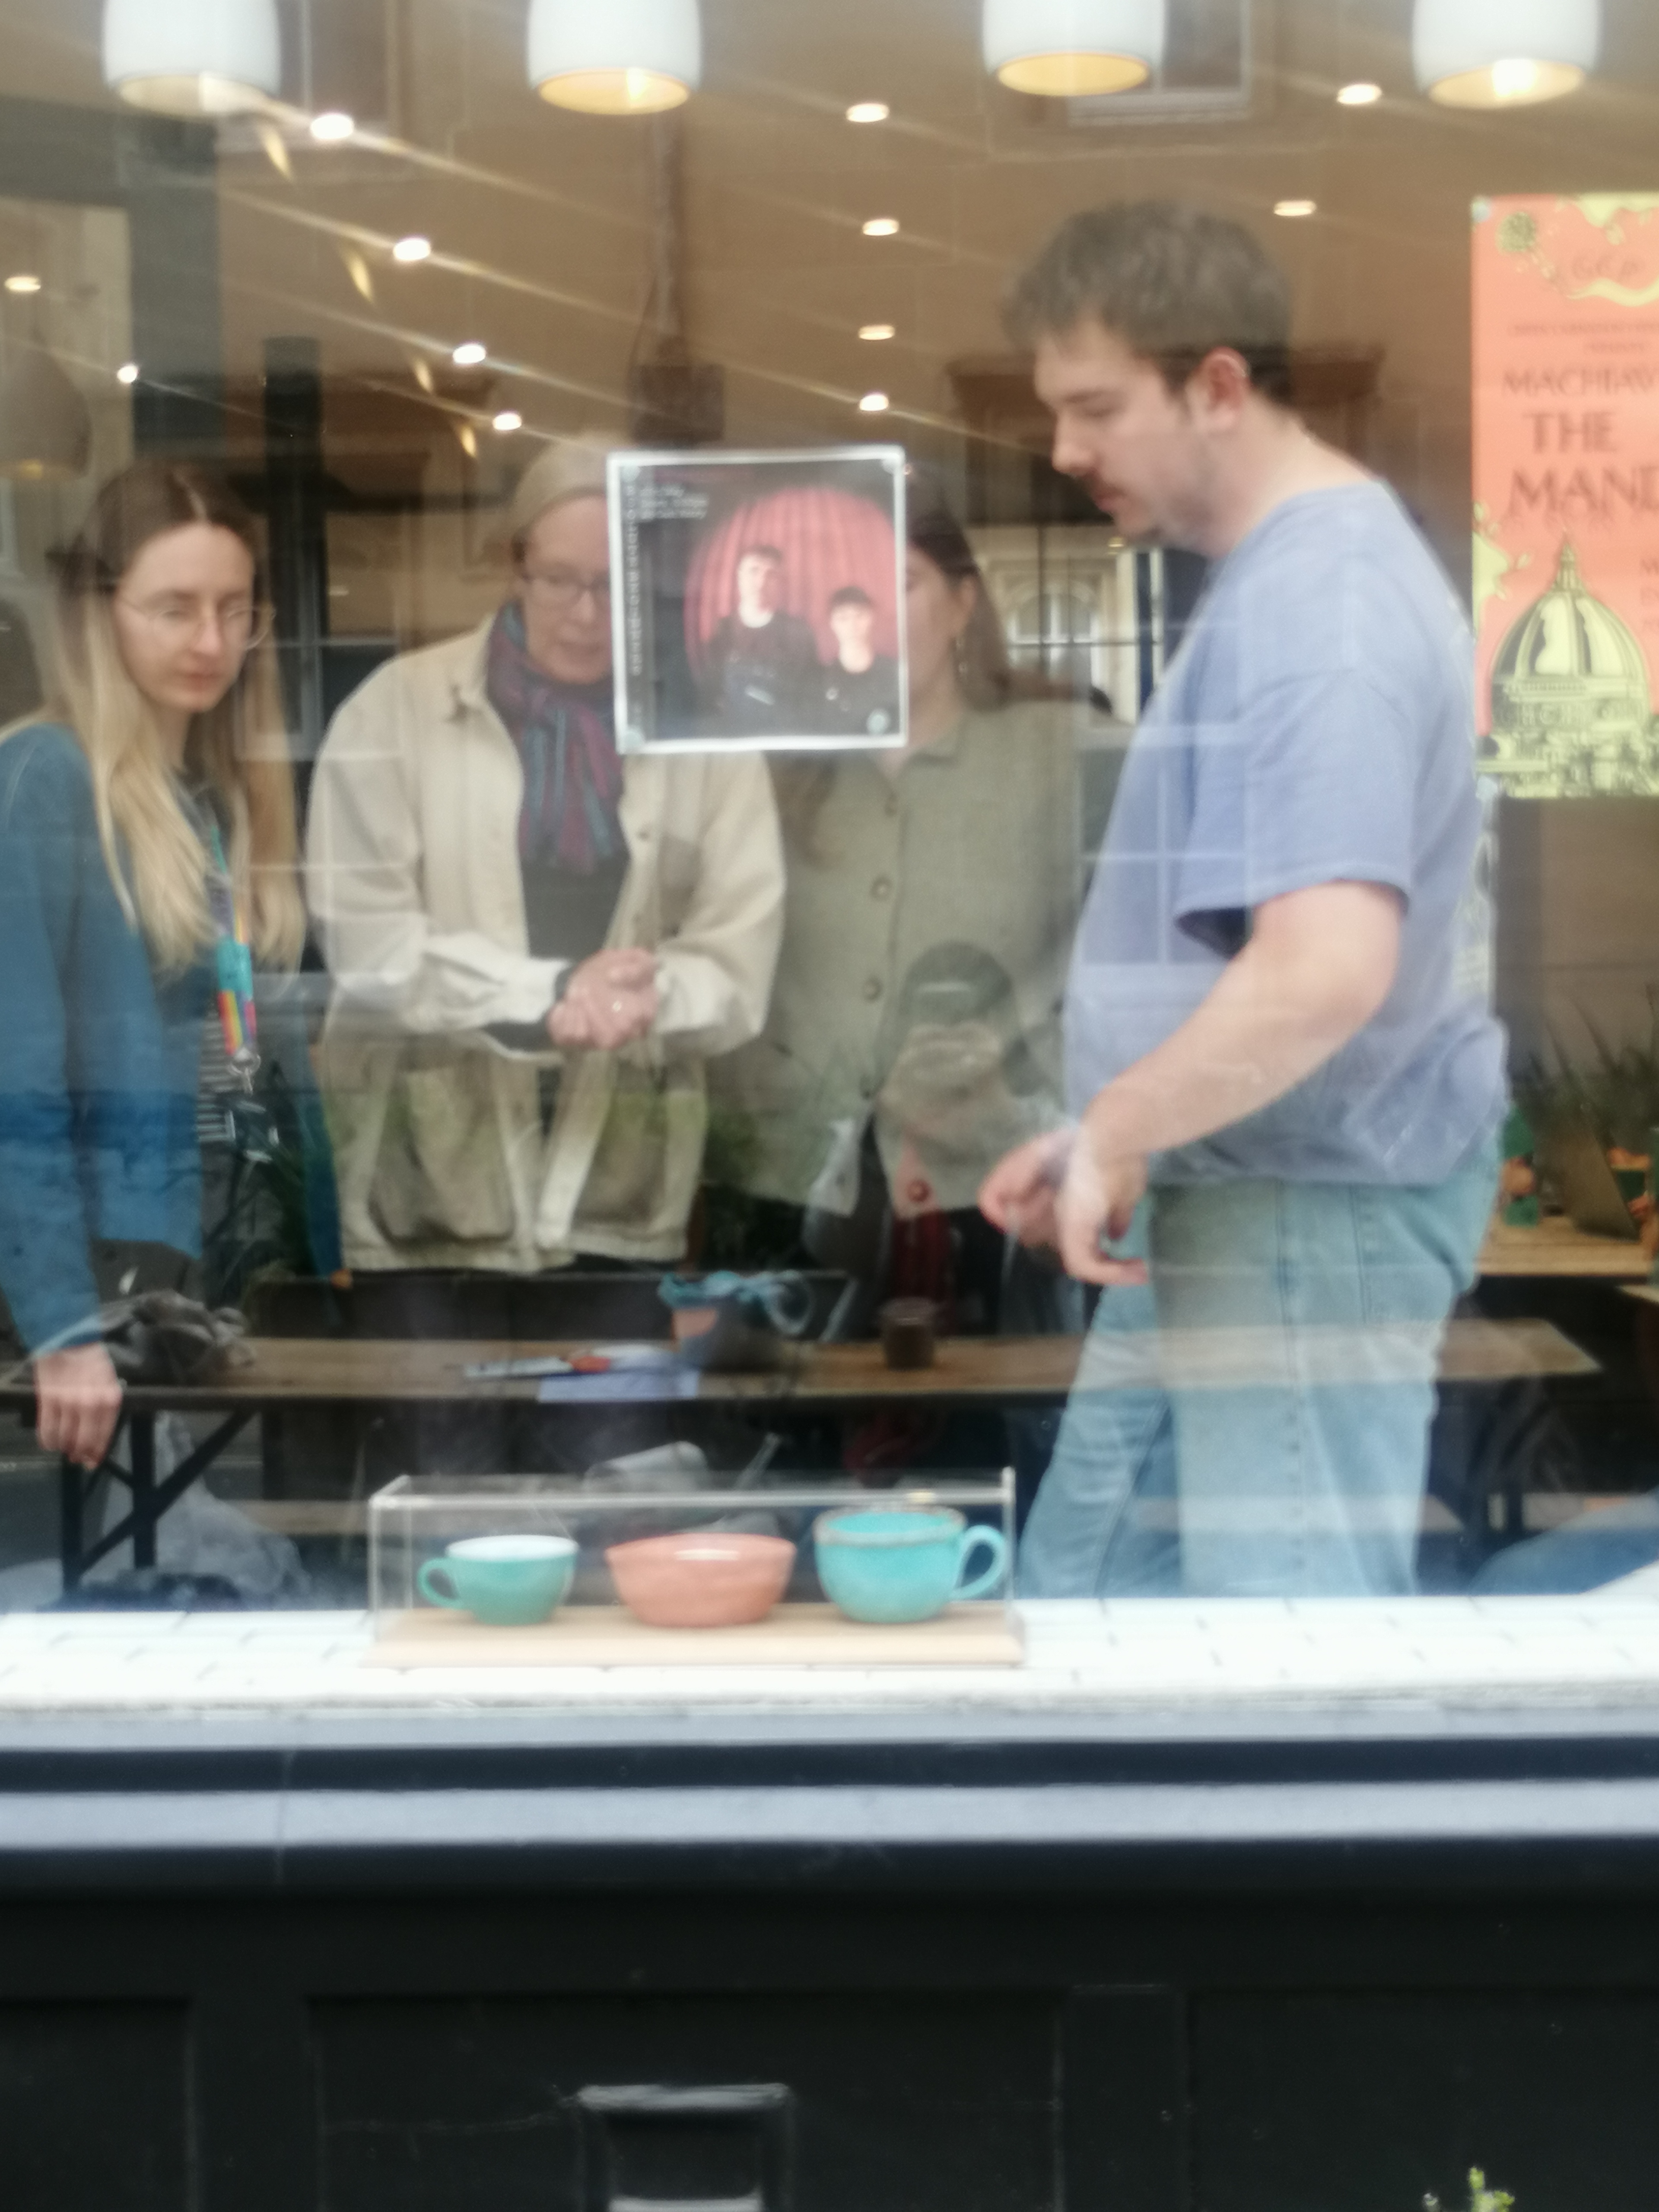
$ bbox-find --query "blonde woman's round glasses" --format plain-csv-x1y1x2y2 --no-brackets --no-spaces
115,594,276,652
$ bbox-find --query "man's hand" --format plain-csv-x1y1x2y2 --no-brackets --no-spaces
35,1342,123,1469
548,949,660,1052
979,1128,1073,1252
1054,1131,1148,1286
980,1125,1150,1286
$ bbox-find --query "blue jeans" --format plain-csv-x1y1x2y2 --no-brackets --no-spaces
1018,1147,1500,1600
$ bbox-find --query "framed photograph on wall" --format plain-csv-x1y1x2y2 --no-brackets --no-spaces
609,445,908,753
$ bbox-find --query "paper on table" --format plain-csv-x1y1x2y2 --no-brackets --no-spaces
536,1344,699,1402
537,1371,701,1402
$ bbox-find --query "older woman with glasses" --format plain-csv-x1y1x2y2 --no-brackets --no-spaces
0,460,309,1471
305,439,784,1320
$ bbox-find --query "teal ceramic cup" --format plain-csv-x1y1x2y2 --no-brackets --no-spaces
813,1506,1008,1625
416,1534,578,1627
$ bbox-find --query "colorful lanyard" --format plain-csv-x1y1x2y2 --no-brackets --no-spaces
206,824,260,1093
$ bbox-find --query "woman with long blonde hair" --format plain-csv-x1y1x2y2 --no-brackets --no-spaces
0,459,305,1470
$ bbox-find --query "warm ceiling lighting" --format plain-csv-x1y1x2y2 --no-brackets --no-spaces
846,101,889,122
1412,0,1597,106
309,109,355,141
982,0,1164,95
1336,81,1382,104
101,0,281,115
4,274,41,295
116,362,140,385
392,235,432,263
452,341,487,366
859,324,896,341
1274,199,1318,218
862,217,899,237
528,0,701,113
493,410,523,433
858,392,890,412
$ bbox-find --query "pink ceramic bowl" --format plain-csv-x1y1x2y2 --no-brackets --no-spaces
606,1531,796,1629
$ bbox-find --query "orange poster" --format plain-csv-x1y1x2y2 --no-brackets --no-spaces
1472,193,1659,796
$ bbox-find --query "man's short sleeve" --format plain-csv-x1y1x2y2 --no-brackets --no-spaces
1174,670,1415,958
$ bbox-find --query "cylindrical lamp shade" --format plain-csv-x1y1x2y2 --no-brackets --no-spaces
983,0,1166,95
1413,0,1598,106
528,0,701,114
0,349,92,483
102,0,280,116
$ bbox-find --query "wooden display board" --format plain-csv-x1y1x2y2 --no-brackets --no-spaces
364,1602,1023,1669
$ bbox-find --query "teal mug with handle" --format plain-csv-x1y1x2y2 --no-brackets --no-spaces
813,1506,1008,1625
416,1534,577,1627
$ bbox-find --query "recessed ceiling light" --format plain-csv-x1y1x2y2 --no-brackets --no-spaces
310,109,355,140
858,391,890,412
116,362,140,385
1274,199,1317,219
493,410,523,433
392,234,432,263
452,341,487,366
859,323,896,341
1336,80,1382,105
846,101,889,122
4,273,41,294
862,217,899,237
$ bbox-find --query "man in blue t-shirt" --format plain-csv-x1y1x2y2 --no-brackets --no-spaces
982,203,1507,1599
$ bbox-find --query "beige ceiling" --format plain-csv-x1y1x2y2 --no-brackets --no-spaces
3,0,1659,574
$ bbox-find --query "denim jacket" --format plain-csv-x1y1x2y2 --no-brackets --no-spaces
0,721,339,1352
0,722,214,1350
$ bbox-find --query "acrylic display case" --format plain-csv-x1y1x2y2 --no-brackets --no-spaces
365,1468,1020,1667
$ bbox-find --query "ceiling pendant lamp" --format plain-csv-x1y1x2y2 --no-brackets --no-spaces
1413,0,1599,107
0,346,92,483
102,0,280,117
983,0,1165,96
528,0,701,114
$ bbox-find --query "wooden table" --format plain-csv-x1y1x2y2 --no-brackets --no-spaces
1478,1215,1650,1280
0,1320,1598,1588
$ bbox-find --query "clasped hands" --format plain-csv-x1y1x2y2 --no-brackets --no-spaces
547,947,660,1052
979,1114,1149,1287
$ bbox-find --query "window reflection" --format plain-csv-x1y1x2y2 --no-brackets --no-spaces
0,2,1657,1645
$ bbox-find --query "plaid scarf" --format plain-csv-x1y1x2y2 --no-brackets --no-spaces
486,601,624,872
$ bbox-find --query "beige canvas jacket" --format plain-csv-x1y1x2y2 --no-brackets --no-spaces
305,620,785,1271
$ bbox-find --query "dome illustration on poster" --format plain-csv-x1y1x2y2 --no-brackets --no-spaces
1483,540,1659,795
1472,193,1659,798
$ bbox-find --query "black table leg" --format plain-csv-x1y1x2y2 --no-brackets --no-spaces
58,1458,84,1592
129,1412,157,1570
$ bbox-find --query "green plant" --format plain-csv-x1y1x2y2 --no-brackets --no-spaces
1423,2168,1515,2212
1515,985,1659,1154
694,1106,804,1271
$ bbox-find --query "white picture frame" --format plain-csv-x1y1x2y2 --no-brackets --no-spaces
608,445,909,754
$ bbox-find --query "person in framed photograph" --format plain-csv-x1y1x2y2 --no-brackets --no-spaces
820,585,902,739
700,543,822,738
305,439,785,1314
